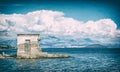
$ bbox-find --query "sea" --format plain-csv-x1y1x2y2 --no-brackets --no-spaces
0,48,120,72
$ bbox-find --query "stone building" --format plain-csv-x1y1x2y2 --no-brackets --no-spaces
17,34,42,58
17,34,69,59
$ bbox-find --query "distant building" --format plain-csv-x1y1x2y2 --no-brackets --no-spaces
17,34,41,58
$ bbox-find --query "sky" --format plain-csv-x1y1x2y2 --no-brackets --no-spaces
0,0,120,48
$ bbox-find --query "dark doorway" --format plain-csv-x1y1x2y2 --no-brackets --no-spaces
24,39,31,54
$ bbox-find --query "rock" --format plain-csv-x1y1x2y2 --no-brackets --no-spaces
16,52,69,59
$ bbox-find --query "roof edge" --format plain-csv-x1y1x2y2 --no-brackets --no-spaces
17,34,40,36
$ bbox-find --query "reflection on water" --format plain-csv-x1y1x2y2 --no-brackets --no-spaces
0,48,120,72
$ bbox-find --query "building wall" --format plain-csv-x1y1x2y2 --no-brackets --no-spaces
17,34,40,45
17,34,41,58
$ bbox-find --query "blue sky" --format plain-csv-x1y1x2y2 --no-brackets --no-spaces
0,0,120,28
0,0,120,48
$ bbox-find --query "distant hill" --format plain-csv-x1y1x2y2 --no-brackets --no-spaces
85,44,107,48
0,44,16,49
0,39,17,49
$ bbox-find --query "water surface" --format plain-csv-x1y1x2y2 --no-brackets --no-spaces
0,48,120,72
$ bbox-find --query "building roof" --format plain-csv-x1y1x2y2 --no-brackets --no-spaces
17,34,40,36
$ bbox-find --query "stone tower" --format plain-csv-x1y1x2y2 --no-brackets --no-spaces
17,34,42,58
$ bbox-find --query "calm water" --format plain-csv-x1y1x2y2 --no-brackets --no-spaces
0,48,120,72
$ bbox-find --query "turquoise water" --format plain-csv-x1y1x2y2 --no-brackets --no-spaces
0,48,120,72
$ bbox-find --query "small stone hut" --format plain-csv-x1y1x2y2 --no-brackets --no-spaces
17,34,69,59
17,34,42,58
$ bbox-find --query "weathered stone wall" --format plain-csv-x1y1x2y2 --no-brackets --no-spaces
17,34,40,45
17,34,42,58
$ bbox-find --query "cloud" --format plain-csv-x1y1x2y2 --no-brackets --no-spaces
0,10,120,47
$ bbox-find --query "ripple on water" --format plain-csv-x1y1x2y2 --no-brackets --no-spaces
0,51,120,72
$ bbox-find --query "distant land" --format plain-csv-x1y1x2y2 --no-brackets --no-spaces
0,39,119,49
85,44,107,48
0,44,16,50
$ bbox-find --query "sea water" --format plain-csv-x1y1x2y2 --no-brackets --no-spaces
0,48,120,72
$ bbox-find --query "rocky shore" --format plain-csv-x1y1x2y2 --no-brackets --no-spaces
0,54,16,59
0,52,70,59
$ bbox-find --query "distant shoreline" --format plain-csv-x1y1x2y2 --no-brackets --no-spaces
0,47,120,50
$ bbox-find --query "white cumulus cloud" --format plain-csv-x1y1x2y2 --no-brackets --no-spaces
0,10,119,47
